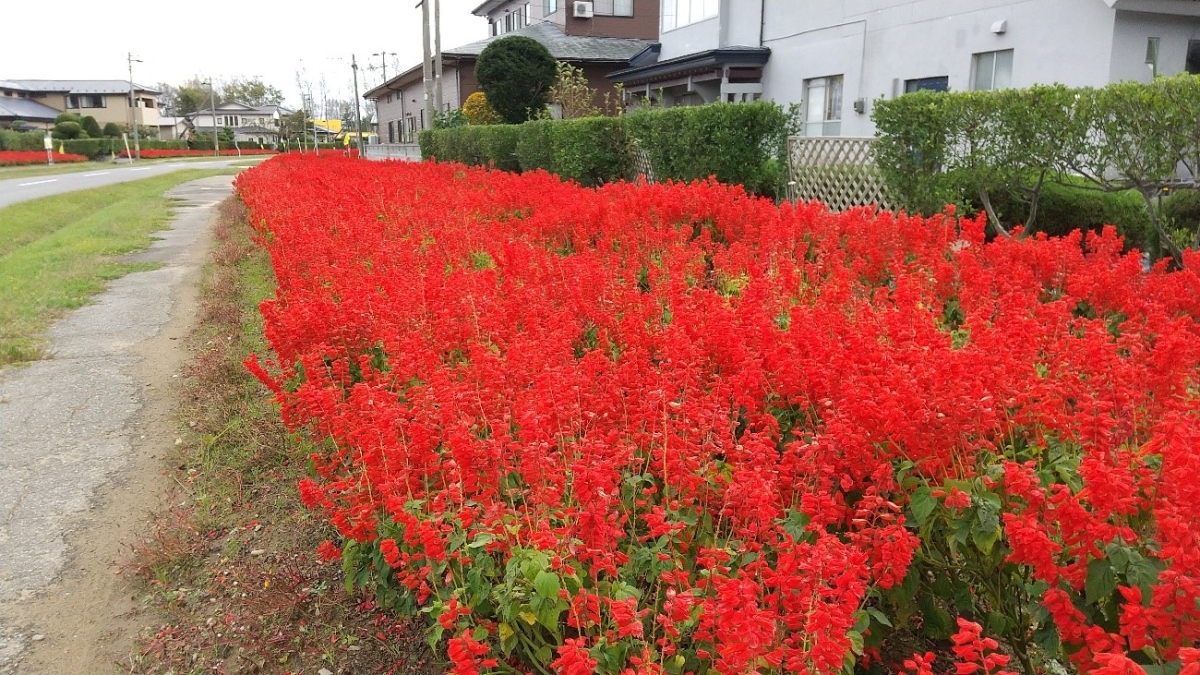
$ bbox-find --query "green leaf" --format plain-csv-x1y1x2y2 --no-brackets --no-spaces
866,607,894,628
1085,558,1117,605
533,570,561,600
910,486,937,526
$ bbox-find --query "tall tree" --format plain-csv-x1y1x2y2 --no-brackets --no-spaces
223,77,285,107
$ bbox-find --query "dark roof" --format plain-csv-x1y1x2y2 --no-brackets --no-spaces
0,96,62,121
1,79,160,95
452,22,648,61
471,0,506,15
364,22,648,99
608,46,771,84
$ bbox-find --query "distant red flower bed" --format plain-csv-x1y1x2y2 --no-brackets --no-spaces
118,149,278,159
0,151,88,166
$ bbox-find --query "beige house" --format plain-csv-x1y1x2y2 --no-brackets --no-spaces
0,79,160,132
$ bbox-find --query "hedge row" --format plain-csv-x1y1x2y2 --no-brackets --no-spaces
0,130,247,157
872,75,1200,261
419,102,793,197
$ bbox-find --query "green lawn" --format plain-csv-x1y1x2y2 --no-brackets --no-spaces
0,168,239,366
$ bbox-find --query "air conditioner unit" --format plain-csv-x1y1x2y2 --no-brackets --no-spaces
573,1,594,18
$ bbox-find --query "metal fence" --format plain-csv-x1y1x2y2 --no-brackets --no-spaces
787,136,892,211
363,143,422,161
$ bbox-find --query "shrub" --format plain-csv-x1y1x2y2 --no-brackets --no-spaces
547,117,630,186
0,129,45,151
513,119,556,173
626,101,793,198
54,112,82,126
52,121,85,140
102,122,122,137
548,61,599,120
475,36,557,124
81,116,103,139
463,91,502,126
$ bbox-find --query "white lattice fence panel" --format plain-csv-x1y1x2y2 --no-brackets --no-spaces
630,140,656,184
787,136,892,211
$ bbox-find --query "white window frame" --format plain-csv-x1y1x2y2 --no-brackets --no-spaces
661,0,718,32
971,49,1014,91
803,75,843,137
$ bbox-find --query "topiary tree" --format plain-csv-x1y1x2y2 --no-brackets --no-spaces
102,122,122,137
462,91,502,125
81,115,103,139
52,120,84,140
54,112,82,126
474,36,557,124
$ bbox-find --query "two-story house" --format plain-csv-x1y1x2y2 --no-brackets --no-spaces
0,79,160,132
188,101,292,145
366,0,657,144
611,0,1200,137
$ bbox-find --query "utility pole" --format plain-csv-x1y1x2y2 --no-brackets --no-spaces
419,0,434,130
127,53,143,160
434,0,444,115
203,81,218,157
351,54,366,155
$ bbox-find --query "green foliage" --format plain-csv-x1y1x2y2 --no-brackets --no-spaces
221,77,285,107
102,122,122,138
627,101,794,198
872,75,1200,261
0,129,45,151
81,116,103,139
423,102,797,196
548,61,599,120
54,112,82,126
475,36,557,124
548,117,631,187
52,121,85,140
434,108,468,129
513,119,556,173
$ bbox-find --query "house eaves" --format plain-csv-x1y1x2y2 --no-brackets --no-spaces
608,46,771,84
0,97,61,121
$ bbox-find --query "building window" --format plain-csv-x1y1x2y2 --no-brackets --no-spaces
66,94,106,109
803,75,843,137
388,120,395,143
661,0,717,31
904,76,949,93
1188,40,1200,74
525,2,531,24
972,49,1013,91
594,0,634,15
545,0,558,15
222,115,239,126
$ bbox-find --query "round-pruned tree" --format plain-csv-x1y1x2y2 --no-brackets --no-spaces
474,36,556,124
102,122,122,137
81,115,103,138
462,91,502,125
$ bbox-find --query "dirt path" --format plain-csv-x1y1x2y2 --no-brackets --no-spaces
0,176,234,674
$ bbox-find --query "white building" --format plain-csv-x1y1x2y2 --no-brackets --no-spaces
187,101,291,145
610,0,1200,136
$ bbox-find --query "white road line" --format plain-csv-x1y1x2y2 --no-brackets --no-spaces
18,179,58,186
81,171,110,177
129,167,154,172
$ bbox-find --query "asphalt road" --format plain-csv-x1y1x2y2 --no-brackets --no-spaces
0,158,260,209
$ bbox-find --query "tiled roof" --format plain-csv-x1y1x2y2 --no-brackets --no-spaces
0,97,62,121
448,22,648,61
3,79,160,95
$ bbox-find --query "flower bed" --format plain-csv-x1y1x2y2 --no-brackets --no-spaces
238,154,1200,675
118,148,277,159
0,150,88,166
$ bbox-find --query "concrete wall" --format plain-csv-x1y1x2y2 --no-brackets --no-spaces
760,0,1121,136
1109,9,1200,82
659,16,721,59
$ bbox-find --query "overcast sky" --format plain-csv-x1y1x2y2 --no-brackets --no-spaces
0,0,488,109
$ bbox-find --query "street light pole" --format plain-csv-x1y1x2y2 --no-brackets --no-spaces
127,53,143,160
371,51,397,84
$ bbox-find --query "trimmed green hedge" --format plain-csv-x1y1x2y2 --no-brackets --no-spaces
420,102,795,196
0,130,45,151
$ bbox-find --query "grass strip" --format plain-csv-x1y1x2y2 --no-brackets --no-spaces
126,199,438,674
0,168,237,366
